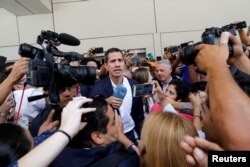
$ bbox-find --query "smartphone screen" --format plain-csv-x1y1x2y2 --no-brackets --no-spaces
132,83,154,97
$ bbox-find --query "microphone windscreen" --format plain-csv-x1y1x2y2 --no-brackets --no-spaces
113,85,127,100
58,33,80,46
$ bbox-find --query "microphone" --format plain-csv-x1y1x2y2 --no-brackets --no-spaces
28,93,48,102
113,85,127,100
58,33,80,46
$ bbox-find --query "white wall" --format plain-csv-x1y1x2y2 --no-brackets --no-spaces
1,0,250,60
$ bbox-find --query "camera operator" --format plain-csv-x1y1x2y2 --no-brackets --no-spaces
29,73,75,137
194,32,250,150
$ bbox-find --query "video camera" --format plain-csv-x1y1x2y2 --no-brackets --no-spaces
179,21,247,65
19,30,97,106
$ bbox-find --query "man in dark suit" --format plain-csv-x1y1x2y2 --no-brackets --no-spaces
90,48,144,141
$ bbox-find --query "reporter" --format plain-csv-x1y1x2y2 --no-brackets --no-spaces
194,32,250,150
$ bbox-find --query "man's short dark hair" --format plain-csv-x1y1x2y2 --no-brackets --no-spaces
104,48,123,63
69,96,110,148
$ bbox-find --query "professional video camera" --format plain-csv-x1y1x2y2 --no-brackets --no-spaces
18,30,96,106
179,21,247,65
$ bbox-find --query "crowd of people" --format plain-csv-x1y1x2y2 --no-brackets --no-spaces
0,23,250,167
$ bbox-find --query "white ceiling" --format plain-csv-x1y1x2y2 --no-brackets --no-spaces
0,0,52,16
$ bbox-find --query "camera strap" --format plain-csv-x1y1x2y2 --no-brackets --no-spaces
15,82,27,124
44,49,60,106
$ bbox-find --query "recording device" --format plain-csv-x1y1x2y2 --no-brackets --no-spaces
156,56,162,61
40,30,81,46
179,21,247,65
92,47,104,54
18,30,96,106
191,81,207,93
132,83,155,97
113,85,127,100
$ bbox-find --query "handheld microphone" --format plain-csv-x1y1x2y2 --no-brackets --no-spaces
28,93,48,102
113,85,127,100
58,33,80,46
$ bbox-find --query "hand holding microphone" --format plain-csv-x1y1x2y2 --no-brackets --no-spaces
106,85,127,109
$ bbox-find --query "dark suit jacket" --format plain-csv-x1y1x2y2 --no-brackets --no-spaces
90,76,144,135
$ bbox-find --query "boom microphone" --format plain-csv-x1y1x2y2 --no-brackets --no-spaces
58,33,80,46
113,85,127,100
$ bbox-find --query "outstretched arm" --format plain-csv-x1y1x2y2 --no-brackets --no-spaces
0,58,29,105
17,98,96,167
195,32,250,149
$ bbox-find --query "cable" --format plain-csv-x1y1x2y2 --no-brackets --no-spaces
15,81,27,124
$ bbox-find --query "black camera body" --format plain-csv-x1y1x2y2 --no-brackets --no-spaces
179,21,247,65
27,59,51,87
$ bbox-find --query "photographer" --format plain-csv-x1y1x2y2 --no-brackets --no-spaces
194,32,250,150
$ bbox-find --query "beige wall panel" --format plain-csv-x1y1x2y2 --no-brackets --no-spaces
18,14,54,44
155,0,250,32
53,0,156,39
0,9,19,46
58,34,155,55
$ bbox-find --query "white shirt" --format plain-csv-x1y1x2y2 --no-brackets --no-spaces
111,77,134,133
161,76,172,92
14,88,46,120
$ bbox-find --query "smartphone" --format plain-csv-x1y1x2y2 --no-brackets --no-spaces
191,81,207,93
156,56,162,61
92,47,104,54
132,83,155,97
